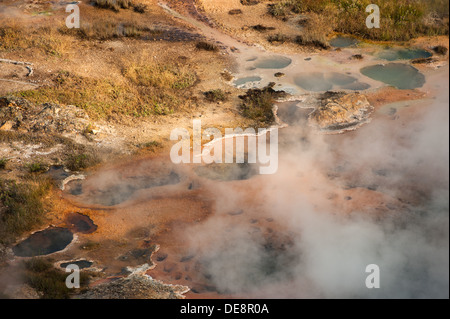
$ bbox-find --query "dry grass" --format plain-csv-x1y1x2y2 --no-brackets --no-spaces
294,13,331,49
94,0,135,12
123,58,197,90
196,41,219,52
16,55,197,120
268,0,449,41
23,258,93,299
203,89,228,103
239,88,276,125
0,177,52,245
0,20,71,57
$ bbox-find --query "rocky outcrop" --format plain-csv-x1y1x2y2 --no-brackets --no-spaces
309,93,374,133
0,97,90,134
78,264,189,299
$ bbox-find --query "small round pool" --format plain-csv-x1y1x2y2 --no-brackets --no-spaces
330,36,359,48
254,56,292,69
360,63,426,90
13,228,74,257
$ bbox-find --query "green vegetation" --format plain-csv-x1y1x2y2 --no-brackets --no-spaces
433,45,448,55
268,33,290,44
65,22,150,40
23,258,91,299
0,24,69,57
239,88,276,125
268,0,449,41
65,153,100,171
16,67,196,120
0,158,8,170
138,141,162,152
93,0,149,13
196,41,219,52
0,178,51,245
203,89,228,103
27,162,48,174
94,0,136,12
241,0,260,5
124,61,197,90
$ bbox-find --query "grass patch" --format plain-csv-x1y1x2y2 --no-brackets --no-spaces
239,88,276,125
0,177,52,245
27,162,48,174
0,158,8,170
23,258,91,299
16,66,196,120
138,141,162,151
66,22,149,40
268,33,290,44
433,45,448,55
124,60,197,90
133,3,148,13
252,25,276,32
267,0,449,41
203,89,228,103
93,0,135,12
241,0,260,5
0,23,70,57
65,153,100,171
196,41,219,52
294,13,330,49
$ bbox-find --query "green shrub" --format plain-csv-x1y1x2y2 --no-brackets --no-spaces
65,153,100,171
94,0,134,12
0,158,8,169
0,178,51,244
27,162,48,174
203,89,228,102
267,0,449,41
23,258,91,299
239,88,276,125
196,41,219,52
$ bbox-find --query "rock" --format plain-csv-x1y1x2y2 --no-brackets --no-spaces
309,93,374,133
78,264,189,299
0,96,90,135
274,72,285,78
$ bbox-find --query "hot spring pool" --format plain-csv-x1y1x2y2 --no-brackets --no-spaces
234,76,262,87
330,36,359,48
360,63,426,90
294,72,370,92
376,48,432,61
13,227,74,257
254,56,292,69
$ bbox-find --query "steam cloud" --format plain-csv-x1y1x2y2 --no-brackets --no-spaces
186,69,449,299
